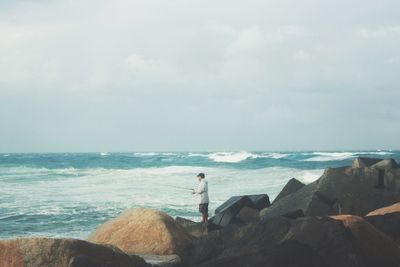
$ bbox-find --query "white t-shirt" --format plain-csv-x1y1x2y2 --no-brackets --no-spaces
194,179,209,204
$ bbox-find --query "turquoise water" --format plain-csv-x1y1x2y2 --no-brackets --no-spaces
0,151,398,239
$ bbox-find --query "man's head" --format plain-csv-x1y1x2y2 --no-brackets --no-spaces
197,173,205,181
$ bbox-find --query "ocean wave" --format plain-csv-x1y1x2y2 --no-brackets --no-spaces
303,152,356,162
161,153,178,156
100,152,109,156
358,151,395,156
187,153,209,157
133,152,159,157
208,152,254,163
254,153,290,159
302,151,395,162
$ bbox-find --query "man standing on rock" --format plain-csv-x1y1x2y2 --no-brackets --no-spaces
193,173,209,224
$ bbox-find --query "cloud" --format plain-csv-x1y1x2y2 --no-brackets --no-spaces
359,26,400,39
0,0,399,151
294,50,312,61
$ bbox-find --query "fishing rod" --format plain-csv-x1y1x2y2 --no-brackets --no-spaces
164,184,194,191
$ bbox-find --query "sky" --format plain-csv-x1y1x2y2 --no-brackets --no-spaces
0,0,399,152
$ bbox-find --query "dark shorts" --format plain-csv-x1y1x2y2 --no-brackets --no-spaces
199,203,209,215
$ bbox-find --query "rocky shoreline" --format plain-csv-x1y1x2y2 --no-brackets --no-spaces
2,157,400,267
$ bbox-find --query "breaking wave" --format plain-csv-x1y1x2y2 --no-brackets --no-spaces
208,152,254,163
303,151,395,162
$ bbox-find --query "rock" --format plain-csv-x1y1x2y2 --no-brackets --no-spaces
0,238,147,267
190,216,294,266
215,196,254,215
246,194,271,210
235,207,260,224
209,211,239,229
137,254,182,267
281,217,363,267
366,202,400,216
191,216,369,267
365,203,400,245
331,215,400,267
262,159,400,220
352,157,383,168
280,209,305,219
88,208,194,258
194,240,325,267
319,166,400,215
209,194,269,230
382,168,400,191
260,181,333,220
273,178,305,204
371,159,399,170
175,217,206,238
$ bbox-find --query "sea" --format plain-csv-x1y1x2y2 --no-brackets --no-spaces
1,151,399,240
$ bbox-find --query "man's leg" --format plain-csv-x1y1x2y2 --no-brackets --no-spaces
202,213,208,223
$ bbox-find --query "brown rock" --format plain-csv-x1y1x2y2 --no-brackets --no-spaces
0,238,146,267
0,240,24,267
88,208,194,257
331,215,400,267
366,202,400,216
365,203,400,246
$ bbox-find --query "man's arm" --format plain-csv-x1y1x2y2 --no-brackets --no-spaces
193,181,206,194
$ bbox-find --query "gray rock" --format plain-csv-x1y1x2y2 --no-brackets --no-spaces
137,254,182,267
190,216,369,267
260,180,333,220
352,157,383,168
209,194,270,230
262,159,400,220
273,178,305,204
371,159,399,170
175,217,207,238
236,207,260,224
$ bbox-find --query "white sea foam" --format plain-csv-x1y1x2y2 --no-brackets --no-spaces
303,151,395,162
303,152,356,161
134,152,159,157
161,152,178,156
187,153,209,157
358,151,394,155
0,164,325,238
208,151,253,163
100,152,109,156
255,153,290,159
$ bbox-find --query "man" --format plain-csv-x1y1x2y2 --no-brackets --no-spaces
192,173,209,224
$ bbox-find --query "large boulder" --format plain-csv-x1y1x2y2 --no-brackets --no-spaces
366,202,400,216
331,215,400,267
365,203,400,245
0,238,147,267
88,208,194,258
191,216,369,267
272,178,305,204
260,180,333,220
352,157,383,168
175,217,206,238
209,194,269,230
235,207,260,224
261,158,400,220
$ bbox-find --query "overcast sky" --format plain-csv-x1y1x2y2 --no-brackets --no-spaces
0,0,399,152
